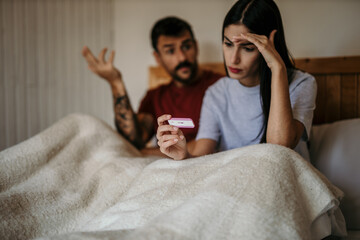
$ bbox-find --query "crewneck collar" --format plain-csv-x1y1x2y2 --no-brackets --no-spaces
229,77,260,94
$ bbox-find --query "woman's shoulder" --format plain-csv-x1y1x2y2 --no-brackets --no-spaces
289,69,317,89
291,69,315,82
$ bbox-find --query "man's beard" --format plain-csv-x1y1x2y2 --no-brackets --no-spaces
170,61,198,85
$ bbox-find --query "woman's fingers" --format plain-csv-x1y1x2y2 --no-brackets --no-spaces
157,127,179,150
232,30,277,50
157,134,181,149
158,137,179,150
156,124,178,139
157,114,171,126
269,29,277,47
159,133,181,142
240,33,267,52
157,124,184,145
232,30,284,70
232,34,266,44
158,131,185,152
156,114,187,158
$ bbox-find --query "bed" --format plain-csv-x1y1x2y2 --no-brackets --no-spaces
0,56,359,240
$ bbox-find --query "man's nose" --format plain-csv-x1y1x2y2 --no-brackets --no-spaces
176,49,187,62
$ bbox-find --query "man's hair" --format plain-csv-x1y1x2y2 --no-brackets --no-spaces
151,16,195,52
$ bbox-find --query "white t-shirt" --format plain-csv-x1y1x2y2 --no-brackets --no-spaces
196,70,317,160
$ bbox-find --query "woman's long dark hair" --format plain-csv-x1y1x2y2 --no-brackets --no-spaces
222,0,295,143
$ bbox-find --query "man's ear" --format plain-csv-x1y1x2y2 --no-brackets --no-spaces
153,51,162,66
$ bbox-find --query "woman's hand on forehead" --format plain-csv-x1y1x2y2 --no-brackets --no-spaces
232,29,277,49
232,30,285,71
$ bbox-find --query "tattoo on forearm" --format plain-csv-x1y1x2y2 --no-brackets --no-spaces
113,94,144,149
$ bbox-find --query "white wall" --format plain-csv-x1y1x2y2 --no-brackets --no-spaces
0,0,114,150
275,0,360,58
113,0,234,110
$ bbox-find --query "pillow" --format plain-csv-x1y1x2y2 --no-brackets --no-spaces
309,118,360,230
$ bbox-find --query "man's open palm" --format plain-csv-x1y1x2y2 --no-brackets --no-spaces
82,46,121,82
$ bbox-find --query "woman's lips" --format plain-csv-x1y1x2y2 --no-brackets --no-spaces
228,66,243,74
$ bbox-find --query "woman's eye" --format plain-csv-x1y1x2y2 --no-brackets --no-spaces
244,47,255,52
224,42,232,47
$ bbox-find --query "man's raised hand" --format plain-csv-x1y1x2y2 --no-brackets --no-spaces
82,46,122,83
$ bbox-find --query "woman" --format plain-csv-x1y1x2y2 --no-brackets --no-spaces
157,0,316,160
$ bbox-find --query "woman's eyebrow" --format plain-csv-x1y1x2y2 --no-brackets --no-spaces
224,36,254,46
239,42,254,46
224,36,232,43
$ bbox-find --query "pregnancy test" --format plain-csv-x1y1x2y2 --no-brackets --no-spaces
168,118,195,128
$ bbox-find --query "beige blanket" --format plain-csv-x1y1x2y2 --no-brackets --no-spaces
0,114,346,240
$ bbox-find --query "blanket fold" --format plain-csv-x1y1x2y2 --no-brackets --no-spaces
0,114,346,240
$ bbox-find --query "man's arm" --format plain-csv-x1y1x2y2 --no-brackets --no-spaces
82,46,154,148
111,82,154,148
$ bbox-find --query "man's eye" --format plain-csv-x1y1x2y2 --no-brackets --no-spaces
165,49,175,54
181,44,192,51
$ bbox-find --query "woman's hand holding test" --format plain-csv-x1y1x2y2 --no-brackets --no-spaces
157,114,188,160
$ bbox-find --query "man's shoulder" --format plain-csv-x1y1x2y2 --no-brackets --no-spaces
202,69,225,81
145,82,173,95
198,69,225,88
138,83,173,112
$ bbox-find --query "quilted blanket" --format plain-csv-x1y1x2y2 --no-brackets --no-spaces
0,114,346,239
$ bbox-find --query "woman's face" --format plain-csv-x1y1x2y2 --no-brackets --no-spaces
223,24,261,86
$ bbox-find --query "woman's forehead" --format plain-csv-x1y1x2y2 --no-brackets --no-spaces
224,24,251,37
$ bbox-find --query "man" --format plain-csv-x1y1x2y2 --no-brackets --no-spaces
82,16,223,155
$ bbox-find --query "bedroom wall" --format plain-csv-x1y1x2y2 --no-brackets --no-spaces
1,0,359,150
0,0,114,150
275,0,360,58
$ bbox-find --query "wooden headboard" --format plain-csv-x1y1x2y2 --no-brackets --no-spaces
148,56,360,125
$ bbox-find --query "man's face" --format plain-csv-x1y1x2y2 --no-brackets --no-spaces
154,31,198,85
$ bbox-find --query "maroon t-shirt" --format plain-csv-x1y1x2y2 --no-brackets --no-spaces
138,70,223,141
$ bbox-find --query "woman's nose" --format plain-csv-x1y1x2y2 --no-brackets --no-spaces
231,50,240,64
